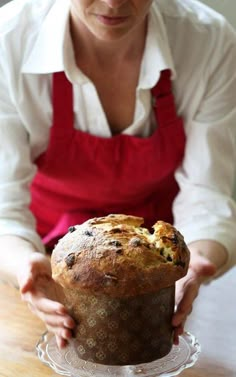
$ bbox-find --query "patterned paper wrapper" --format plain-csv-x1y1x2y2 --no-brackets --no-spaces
63,285,175,365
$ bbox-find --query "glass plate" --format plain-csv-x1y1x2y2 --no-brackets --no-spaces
36,331,200,377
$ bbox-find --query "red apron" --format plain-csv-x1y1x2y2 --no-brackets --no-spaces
30,69,185,246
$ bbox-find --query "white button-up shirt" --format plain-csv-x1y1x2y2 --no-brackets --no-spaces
0,0,236,271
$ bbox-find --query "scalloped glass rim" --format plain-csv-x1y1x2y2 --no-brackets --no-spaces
36,331,201,377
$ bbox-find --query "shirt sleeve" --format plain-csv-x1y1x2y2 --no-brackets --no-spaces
173,22,236,275
0,44,45,253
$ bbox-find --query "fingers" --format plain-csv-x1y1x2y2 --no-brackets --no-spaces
33,306,75,348
172,254,216,328
23,290,76,348
172,278,198,327
45,315,75,349
172,302,193,328
43,312,75,329
26,292,75,327
47,324,73,340
42,323,73,349
172,249,218,345
56,334,69,349
172,269,201,345
24,293,66,315
173,324,184,346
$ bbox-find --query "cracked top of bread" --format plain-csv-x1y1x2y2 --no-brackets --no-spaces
51,214,190,297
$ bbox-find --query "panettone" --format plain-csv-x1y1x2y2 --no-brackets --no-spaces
51,214,190,365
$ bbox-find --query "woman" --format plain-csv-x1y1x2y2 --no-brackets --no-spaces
0,0,235,349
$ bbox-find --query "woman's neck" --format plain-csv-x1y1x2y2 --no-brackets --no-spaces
70,15,148,69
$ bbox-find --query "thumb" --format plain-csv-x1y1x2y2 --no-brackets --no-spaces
190,253,216,277
19,253,51,294
20,271,35,294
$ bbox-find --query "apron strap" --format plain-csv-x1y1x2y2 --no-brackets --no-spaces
52,72,74,132
151,69,179,128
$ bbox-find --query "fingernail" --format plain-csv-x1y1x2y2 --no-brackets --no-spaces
172,314,184,327
173,338,179,346
62,328,73,340
64,320,75,329
56,307,67,315
172,318,179,326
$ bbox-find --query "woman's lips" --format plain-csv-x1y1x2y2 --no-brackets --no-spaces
96,15,129,26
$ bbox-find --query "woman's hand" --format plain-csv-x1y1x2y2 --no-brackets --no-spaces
18,252,76,349
172,248,217,344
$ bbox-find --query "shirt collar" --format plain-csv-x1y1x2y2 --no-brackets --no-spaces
22,0,176,86
22,0,71,74
138,3,176,90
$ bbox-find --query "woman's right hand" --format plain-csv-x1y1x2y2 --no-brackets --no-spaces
17,252,76,349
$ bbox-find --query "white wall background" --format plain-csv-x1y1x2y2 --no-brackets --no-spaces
200,0,236,28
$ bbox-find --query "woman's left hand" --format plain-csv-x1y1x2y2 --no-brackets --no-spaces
172,250,216,344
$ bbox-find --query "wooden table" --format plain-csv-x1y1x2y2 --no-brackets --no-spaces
0,267,235,377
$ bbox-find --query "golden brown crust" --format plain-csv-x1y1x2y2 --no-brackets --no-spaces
51,214,190,297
